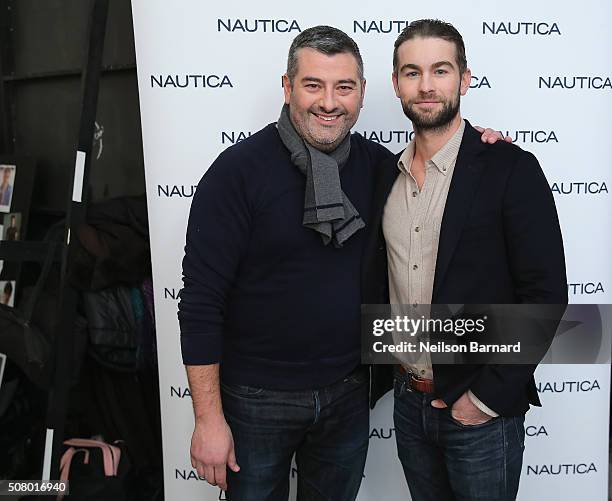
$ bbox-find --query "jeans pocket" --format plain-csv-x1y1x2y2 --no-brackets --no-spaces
448,410,498,429
512,416,526,448
221,382,265,398
393,378,405,398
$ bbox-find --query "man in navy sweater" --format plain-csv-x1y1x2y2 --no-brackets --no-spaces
179,25,503,500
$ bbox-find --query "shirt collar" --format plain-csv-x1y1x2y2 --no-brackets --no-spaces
397,119,466,177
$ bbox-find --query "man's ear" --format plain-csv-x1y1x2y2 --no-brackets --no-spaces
360,78,367,108
282,74,291,104
460,68,472,96
392,71,400,98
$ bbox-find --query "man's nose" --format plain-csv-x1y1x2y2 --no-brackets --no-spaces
318,87,337,112
418,73,434,94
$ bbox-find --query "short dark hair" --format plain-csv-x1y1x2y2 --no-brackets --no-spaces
287,25,364,83
393,19,467,75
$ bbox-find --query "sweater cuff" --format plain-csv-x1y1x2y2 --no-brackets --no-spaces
467,390,499,417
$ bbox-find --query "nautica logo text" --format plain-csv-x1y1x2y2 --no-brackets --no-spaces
483,22,561,35
218,19,301,33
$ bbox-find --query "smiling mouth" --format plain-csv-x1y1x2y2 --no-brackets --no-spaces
313,113,342,122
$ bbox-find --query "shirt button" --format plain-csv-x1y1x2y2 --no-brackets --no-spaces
414,226,420,232
413,264,418,270
412,303,418,308
443,166,447,172
412,191,418,197
420,370,426,375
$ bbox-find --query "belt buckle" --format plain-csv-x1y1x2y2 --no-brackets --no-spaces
408,372,434,394
398,365,433,393
408,373,420,392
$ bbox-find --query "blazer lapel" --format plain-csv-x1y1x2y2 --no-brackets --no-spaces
433,121,487,299
370,152,401,239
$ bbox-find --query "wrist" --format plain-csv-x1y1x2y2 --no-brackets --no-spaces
195,410,226,427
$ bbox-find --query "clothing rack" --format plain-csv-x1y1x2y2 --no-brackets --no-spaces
0,0,109,482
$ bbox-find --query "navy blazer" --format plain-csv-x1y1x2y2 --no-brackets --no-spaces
362,120,568,415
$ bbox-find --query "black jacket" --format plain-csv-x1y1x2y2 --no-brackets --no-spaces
363,120,567,416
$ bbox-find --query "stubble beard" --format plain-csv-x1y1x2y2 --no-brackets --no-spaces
289,103,357,153
403,89,461,135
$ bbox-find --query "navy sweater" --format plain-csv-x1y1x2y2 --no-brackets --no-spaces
178,124,391,389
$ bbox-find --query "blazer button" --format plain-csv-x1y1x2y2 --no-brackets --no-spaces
378,245,384,251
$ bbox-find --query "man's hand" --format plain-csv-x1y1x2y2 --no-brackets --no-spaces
431,392,492,426
190,416,240,491
474,126,513,144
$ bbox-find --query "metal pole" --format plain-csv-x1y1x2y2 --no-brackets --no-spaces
42,0,109,481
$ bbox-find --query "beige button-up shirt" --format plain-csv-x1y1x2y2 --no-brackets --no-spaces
383,120,465,379
382,120,497,417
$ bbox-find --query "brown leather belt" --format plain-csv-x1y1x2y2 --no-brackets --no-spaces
398,365,435,394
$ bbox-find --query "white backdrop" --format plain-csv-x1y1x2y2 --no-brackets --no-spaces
131,1,612,499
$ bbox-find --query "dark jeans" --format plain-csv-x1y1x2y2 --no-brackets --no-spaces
221,366,369,501
393,373,525,501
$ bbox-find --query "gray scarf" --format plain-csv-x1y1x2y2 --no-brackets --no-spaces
277,104,364,247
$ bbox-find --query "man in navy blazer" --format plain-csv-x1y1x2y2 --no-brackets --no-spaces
362,20,567,501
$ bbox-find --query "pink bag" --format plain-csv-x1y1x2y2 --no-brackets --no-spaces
57,438,123,500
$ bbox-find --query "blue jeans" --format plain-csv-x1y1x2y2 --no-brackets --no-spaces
393,373,525,501
221,366,369,501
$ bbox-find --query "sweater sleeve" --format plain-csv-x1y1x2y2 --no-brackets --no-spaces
178,150,252,365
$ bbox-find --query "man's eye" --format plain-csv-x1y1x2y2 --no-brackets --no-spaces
338,86,353,91
406,72,418,77
435,69,448,75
